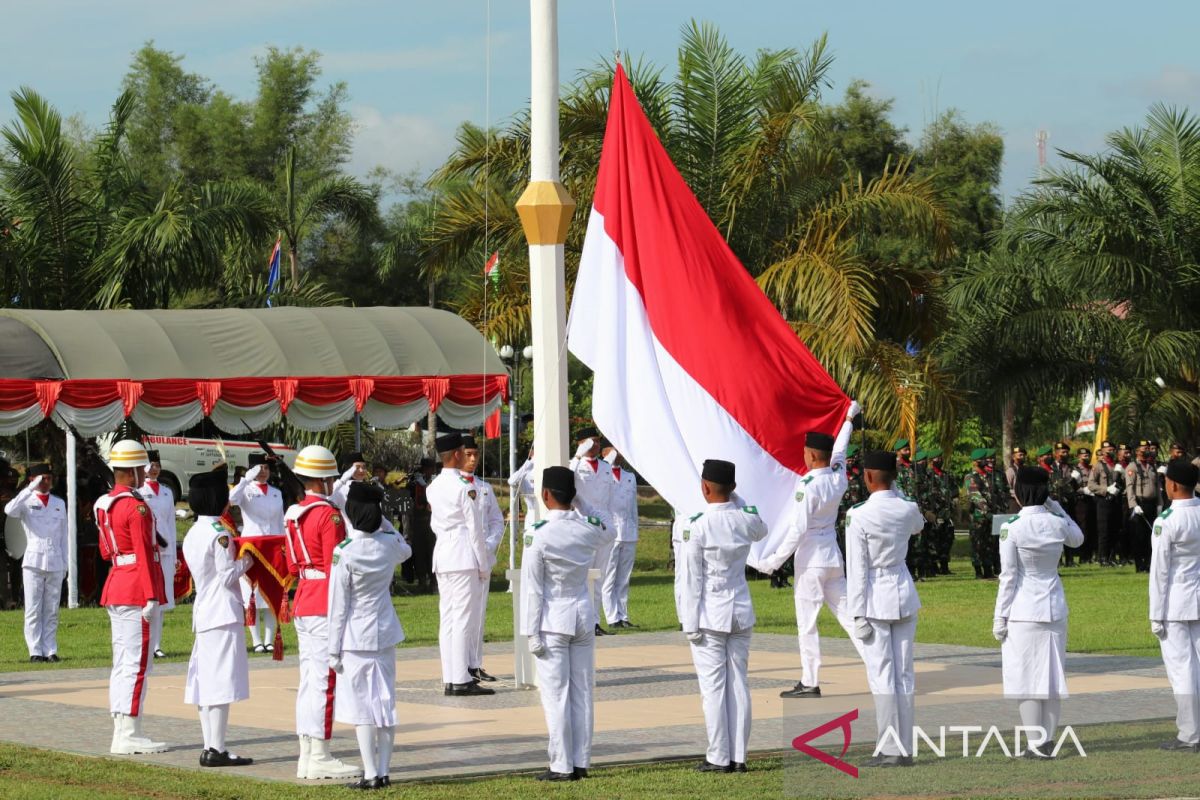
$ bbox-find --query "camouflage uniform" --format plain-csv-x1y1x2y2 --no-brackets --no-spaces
836,456,865,559
897,455,928,579
964,452,998,578
926,450,956,574
986,458,1007,572
913,455,940,580
1049,450,1080,566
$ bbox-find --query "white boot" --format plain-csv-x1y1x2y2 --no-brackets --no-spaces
110,713,168,754
296,735,312,779
304,737,360,780
130,714,168,750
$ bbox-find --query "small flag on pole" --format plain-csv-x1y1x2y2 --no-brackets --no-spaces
266,237,282,307
484,251,500,285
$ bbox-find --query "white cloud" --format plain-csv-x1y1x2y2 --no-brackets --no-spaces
321,32,514,75
1111,65,1200,102
347,105,454,181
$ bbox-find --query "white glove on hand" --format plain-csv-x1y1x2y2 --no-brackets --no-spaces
846,400,861,421
478,569,490,582
528,637,546,657
141,600,159,621
239,553,255,571
685,630,704,645
1083,486,1094,496
992,618,1008,642
341,466,356,482
1133,505,1144,516
1071,470,1081,481
329,654,344,674
1107,484,1120,496
246,464,265,482
1151,621,1167,640
853,617,874,643
574,439,594,459
1158,465,1168,476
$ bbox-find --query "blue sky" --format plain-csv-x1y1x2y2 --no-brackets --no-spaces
3,0,1199,203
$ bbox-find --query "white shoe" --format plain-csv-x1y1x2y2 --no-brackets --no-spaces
304,737,361,779
297,735,312,779
110,713,168,754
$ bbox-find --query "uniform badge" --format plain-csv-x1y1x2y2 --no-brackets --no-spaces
331,513,344,526
524,534,533,547
332,552,341,565
587,515,603,528
999,528,1008,541
743,505,759,515
682,529,691,542
1154,525,1163,537
217,534,230,548
468,490,477,500
136,504,148,516
795,491,805,501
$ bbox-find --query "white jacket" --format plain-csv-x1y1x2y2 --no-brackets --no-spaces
327,521,411,653
520,508,612,637
845,489,924,621
182,516,249,632
229,477,285,537
5,484,67,573
428,468,488,573
138,480,177,561
476,479,506,559
994,502,1085,623
610,467,640,543
571,457,614,529
680,501,768,634
1150,498,1200,622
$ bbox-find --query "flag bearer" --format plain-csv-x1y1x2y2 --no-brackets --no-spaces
230,453,285,653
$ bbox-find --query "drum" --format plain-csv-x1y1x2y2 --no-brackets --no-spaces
4,513,26,560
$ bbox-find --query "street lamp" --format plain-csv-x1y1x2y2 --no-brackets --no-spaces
499,344,533,583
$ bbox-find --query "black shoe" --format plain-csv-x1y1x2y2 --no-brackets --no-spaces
863,754,904,768
595,625,610,636
46,654,60,663
344,777,374,789
443,683,452,696
610,620,627,629
370,776,391,788
1160,739,1200,752
695,760,733,773
265,643,275,653
1022,746,1055,760
252,644,266,654
469,667,497,682
779,681,821,698
536,770,579,781
153,649,166,659
898,756,915,766
200,748,253,767
732,761,747,773
447,681,495,696
974,566,983,579
573,767,589,778
29,655,45,663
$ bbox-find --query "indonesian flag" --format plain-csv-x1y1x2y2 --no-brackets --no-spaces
485,251,500,284
1074,384,1097,435
235,534,295,661
568,65,849,564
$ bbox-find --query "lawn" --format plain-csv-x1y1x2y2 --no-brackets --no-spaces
0,719,1196,799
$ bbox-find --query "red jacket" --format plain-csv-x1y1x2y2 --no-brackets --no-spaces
284,493,346,617
96,488,167,607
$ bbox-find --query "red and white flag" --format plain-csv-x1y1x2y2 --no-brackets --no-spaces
568,65,848,561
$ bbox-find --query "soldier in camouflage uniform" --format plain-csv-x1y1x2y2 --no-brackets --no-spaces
926,447,956,575
895,439,926,579
913,450,940,580
836,444,864,559
1050,441,1081,567
985,448,1007,574
964,448,998,579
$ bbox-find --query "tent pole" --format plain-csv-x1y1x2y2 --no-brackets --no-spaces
66,429,78,609
354,412,361,451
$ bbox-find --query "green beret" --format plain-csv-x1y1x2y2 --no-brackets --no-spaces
986,448,998,457
1035,445,1052,457
970,448,988,461
925,447,942,458
893,438,909,450
846,444,860,457
914,450,927,461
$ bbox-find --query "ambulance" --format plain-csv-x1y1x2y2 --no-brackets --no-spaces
97,434,297,500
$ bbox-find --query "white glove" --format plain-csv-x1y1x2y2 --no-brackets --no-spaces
341,466,356,482
1071,470,1081,481
141,600,159,621
853,617,874,643
27,474,42,487
528,637,546,657
574,439,594,459
1158,465,1168,475
239,553,255,571
246,464,265,482
846,400,861,421
478,569,490,581
1107,484,1120,496
992,618,1008,642
685,630,704,645
1133,505,1144,516
1151,621,1167,640
329,654,344,674
1083,486,1094,496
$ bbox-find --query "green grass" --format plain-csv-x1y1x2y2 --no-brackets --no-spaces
0,718,1195,799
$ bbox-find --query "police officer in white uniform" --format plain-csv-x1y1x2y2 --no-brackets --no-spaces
680,459,768,773
508,450,540,528
229,453,285,653
427,433,493,696
845,450,924,767
570,428,614,635
521,466,612,782
5,464,66,662
1150,460,1200,752
182,468,255,768
993,466,1085,758
760,402,861,697
328,482,412,790
601,448,640,629
139,451,177,659
463,436,503,684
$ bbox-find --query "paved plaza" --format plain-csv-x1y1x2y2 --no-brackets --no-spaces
0,631,1179,782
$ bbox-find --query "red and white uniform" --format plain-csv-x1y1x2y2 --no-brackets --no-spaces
229,474,284,647
95,488,167,717
285,492,347,739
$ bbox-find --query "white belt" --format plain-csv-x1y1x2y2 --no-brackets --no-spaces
300,568,326,580
114,554,137,566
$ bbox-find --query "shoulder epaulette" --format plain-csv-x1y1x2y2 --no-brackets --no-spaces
211,520,224,531
532,520,548,529
1007,514,1020,523
742,505,759,515
850,500,866,509
801,475,815,485
587,515,604,528
1159,508,1175,520
336,539,352,549
689,512,703,522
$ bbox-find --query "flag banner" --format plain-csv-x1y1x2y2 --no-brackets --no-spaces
173,552,193,601
1093,381,1111,454
568,65,848,566
1074,384,1097,435
485,251,500,285
235,534,294,661
266,238,282,307
484,407,501,439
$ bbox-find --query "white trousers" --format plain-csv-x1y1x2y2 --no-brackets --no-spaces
535,626,596,774
1160,620,1200,744
591,540,614,626
294,614,336,739
862,616,916,757
161,554,177,611
602,541,636,625
23,567,63,658
240,577,276,647
470,573,490,670
437,570,484,684
690,628,752,767
793,566,860,687
108,604,159,715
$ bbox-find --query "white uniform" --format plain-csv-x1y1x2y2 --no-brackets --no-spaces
5,484,67,659
571,457,614,626
1150,497,1200,745
427,468,488,685
229,474,284,649
520,508,611,774
994,500,1084,747
602,466,639,625
470,479,505,671
760,420,859,688
508,457,540,528
680,501,767,767
328,521,411,727
138,480,177,655
845,489,923,757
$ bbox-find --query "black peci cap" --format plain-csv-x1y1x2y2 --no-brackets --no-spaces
575,426,598,441
805,431,835,451
1016,466,1050,485
346,451,366,464
1167,459,1199,489
347,481,385,505
542,466,576,496
435,433,463,453
188,468,230,516
461,436,479,450
863,451,897,471
145,450,161,464
248,453,268,467
701,459,736,485
27,463,52,478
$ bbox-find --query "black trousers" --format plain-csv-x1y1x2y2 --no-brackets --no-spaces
1094,496,1123,562
1129,499,1157,572
1072,496,1096,561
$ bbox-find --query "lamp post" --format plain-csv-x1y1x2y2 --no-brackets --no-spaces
499,344,533,585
